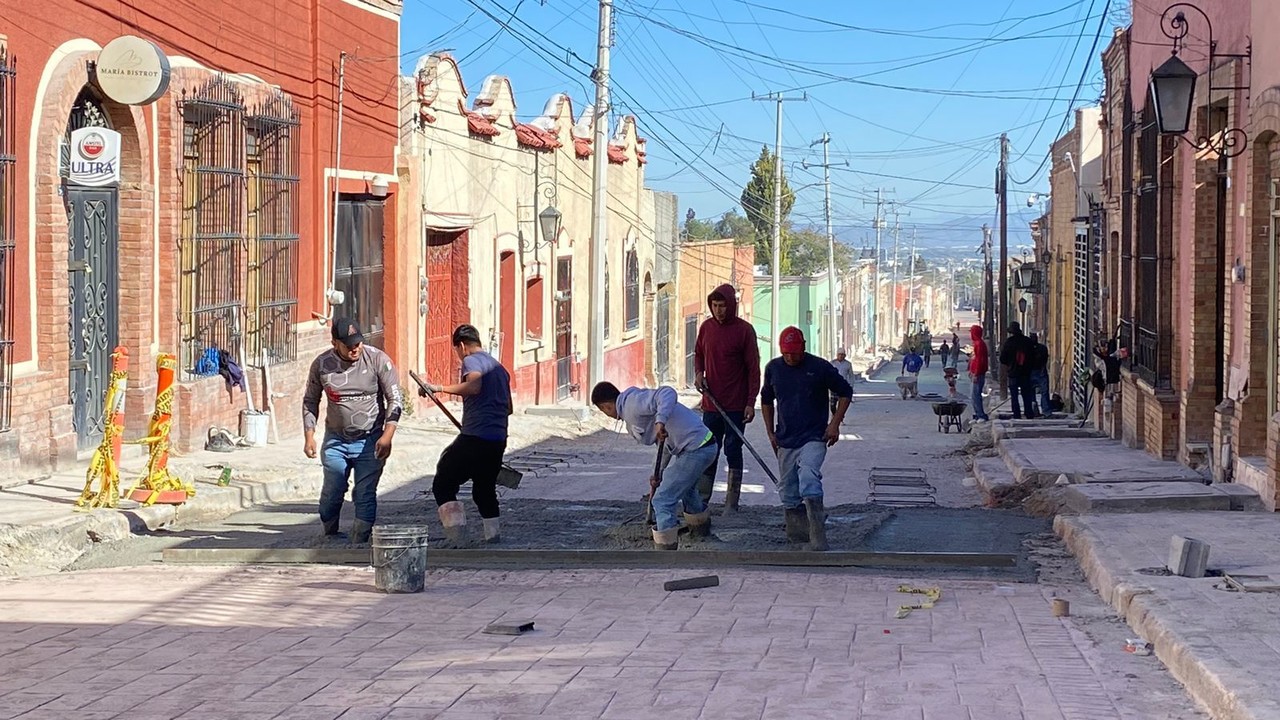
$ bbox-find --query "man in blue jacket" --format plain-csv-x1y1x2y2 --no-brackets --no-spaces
592,382,719,550
761,326,853,551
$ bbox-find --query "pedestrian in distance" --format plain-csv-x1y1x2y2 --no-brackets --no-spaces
829,348,857,421
761,327,853,552
591,382,718,550
922,329,933,368
302,318,403,543
968,324,990,423
693,284,761,512
1029,333,1052,416
420,324,513,545
1000,322,1038,420
901,346,924,378
938,340,953,370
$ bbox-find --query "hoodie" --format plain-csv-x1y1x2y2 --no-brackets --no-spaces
616,386,713,457
694,284,761,413
999,326,1035,379
967,324,989,377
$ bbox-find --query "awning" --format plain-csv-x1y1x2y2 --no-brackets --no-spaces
422,211,475,232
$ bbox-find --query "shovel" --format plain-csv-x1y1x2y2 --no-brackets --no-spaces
645,442,665,526
409,370,523,489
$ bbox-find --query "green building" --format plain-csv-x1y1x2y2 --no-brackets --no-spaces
751,272,835,361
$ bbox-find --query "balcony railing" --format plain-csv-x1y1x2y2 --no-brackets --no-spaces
1134,325,1159,385
1118,319,1132,366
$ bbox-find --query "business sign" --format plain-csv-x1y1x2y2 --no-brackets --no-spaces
95,36,171,106
67,127,122,187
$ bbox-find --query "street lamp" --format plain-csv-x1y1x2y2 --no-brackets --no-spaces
1015,262,1036,290
1149,4,1251,158
538,205,562,246
1018,296,1028,327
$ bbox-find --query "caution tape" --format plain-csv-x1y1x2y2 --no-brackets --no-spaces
894,584,942,619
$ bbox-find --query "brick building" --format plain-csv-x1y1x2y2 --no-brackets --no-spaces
0,0,402,478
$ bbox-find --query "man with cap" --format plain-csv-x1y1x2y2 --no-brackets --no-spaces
302,318,403,543
419,324,513,545
761,327,853,551
829,348,856,421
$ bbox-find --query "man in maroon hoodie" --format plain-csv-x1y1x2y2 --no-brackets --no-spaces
694,284,761,512
968,324,991,422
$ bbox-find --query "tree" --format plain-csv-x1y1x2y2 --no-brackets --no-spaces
684,217,718,241
740,146,794,266
714,210,756,246
785,229,856,277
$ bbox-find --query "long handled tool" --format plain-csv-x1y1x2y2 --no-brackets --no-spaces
699,387,781,489
645,442,665,526
409,370,522,489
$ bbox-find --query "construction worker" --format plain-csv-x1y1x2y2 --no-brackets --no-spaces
693,284,761,511
302,318,403,543
761,327,853,551
591,381,718,550
420,324,513,545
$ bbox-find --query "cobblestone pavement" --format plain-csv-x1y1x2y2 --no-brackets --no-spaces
0,565,1203,720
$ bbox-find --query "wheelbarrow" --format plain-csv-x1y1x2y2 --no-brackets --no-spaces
932,401,968,433
896,375,919,400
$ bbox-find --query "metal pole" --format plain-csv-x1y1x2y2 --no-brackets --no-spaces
998,132,1009,399
811,133,838,357
772,96,783,357
982,224,995,377
328,51,347,310
865,189,884,351
907,227,917,327
587,0,612,404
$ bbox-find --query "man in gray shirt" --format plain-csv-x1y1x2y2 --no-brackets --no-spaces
303,318,403,543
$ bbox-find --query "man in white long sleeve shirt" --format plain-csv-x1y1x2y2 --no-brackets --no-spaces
591,381,718,550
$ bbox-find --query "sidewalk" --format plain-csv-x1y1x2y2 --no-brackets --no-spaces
0,405,608,576
1057,511,1280,720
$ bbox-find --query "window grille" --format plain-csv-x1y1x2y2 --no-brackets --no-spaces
246,92,300,366
0,49,15,430
179,76,246,376
624,247,639,331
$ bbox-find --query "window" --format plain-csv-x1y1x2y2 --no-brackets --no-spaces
0,47,14,430
246,93,300,366
525,277,544,338
334,197,386,348
1133,106,1160,383
624,247,639,332
179,76,246,376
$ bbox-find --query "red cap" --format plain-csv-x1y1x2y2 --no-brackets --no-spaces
779,326,805,354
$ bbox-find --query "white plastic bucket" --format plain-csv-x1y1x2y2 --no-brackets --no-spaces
239,411,269,447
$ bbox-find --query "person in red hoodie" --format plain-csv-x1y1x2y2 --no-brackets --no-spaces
968,324,991,422
694,284,761,512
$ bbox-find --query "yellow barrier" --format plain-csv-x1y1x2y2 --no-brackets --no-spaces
76,348,129,510
125,353,196,506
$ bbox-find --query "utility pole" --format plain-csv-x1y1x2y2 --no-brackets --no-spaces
862,189,889,351
806,133,846,358
889,206,908,344
997,132,1010,399
587,0,612,405
753,91,807,355
982,223,995,378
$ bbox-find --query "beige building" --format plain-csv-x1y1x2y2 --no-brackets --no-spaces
399,54,657,406
667,239,755,387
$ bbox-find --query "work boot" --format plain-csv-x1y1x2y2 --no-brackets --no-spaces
803,497,829,552
482,517,501,544
350,519,373,544
696,471,715,505
685,509,712,539
783,506,810,543
723,470,743,513
652,527,679,550
437,501,467,545
321,516,343,537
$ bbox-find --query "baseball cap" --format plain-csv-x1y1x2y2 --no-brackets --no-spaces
331,317,364,347
779,326,805,354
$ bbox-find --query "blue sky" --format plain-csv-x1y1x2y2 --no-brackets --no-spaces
399,0,1126,255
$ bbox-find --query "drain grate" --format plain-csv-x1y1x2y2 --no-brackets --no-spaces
868,466,937,507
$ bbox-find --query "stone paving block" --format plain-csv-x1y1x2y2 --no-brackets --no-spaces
1061,482,1230,513
1168,536,1210,578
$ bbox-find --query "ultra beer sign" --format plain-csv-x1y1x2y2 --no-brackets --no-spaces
68,127,122,186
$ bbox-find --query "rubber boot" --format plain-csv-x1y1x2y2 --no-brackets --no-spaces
803,497,829,552
652,527,679,550
350,519,373,544
482,517,501,544
321,516,343,537
783,506,810,543
685,509,712,539
723,470,743,513
696,471,715,505
438,501,467,545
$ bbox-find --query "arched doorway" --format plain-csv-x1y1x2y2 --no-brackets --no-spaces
63,87,120,450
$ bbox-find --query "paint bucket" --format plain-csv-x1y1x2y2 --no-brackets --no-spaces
371,524,429,594
239,411,269,447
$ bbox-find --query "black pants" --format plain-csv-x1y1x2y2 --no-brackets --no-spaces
433,434,507,519
701,408,744,473
1009,375,1038,420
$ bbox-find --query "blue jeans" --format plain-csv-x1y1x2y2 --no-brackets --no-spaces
653,441,717,531
319,433,386,524
778,441,828,509
971,374,989,420
1034,369,1051,413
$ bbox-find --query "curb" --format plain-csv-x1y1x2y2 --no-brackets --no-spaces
1054,515,1280,720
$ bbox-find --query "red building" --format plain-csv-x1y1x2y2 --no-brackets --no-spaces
0,0,402,477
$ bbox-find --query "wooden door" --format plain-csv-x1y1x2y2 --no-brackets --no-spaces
499,251,516,372
426,232,457,382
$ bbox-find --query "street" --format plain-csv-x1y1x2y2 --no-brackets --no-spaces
0,361,1206,719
